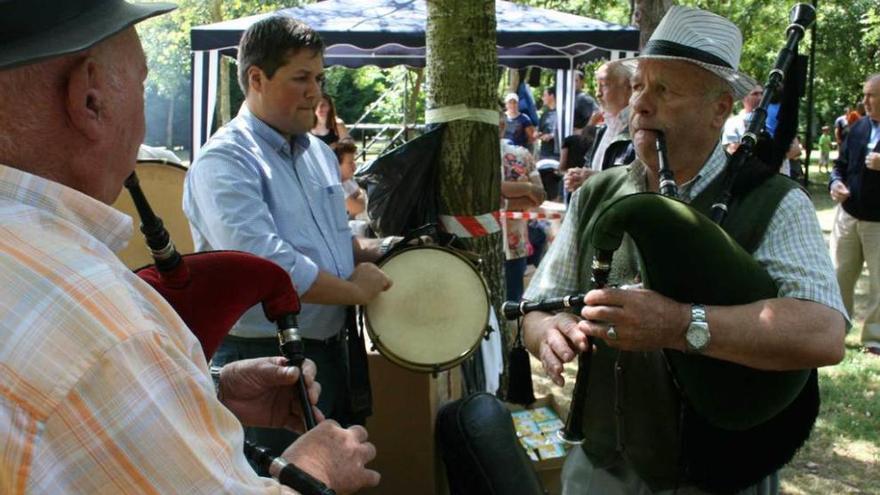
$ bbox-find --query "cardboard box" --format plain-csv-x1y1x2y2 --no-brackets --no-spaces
507,396,571,495
360,350,460,495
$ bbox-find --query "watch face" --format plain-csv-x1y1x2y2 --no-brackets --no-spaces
687,322,710,351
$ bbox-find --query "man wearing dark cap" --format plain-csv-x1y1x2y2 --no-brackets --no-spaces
522,6,846,494
0,2,378,493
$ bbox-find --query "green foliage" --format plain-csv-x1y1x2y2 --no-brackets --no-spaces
140,0,880,151
324,66,387,124
865,9,880,47
812,0,879,126
320,66,427,125
139,0,300,99
515,0,880,146
138,0,208,98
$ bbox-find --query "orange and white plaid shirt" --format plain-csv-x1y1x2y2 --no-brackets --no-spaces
0,164,290,494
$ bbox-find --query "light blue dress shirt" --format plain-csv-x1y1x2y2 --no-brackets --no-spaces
183,106,353,339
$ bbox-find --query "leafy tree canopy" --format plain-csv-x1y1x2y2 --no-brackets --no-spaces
139,0,880,152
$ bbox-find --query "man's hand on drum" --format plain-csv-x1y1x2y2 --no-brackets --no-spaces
354,235,435,263
524,311,587,387
218,356,324,432
578,287,689,352
283,421,380,495
349,262,393,304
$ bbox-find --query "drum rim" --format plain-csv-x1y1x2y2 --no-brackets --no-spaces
364,245,490,373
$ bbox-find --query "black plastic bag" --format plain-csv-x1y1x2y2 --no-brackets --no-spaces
354,124,445,237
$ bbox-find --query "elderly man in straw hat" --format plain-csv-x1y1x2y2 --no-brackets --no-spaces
0,1,379,493
522,6,846,494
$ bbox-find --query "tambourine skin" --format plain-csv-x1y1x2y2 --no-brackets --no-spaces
364,245,490,373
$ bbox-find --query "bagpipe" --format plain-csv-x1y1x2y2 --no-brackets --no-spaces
122,172,332,495
503,4,819,493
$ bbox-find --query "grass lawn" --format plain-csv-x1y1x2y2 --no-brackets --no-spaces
778,168,879,494
529,164,880,494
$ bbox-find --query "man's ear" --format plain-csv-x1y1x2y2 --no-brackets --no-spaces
711,92,734,129
247,65,266,94
65,57,102,140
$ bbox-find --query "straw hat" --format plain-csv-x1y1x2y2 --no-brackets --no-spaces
623,6,757,99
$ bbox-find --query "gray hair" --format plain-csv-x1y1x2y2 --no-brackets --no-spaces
601,61,632,86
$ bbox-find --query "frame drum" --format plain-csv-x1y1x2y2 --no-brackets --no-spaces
111,161,193,269
364,246,490,373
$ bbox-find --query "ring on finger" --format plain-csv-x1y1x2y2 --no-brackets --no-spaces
606,324,618,340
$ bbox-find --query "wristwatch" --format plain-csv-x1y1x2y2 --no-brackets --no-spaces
685,304,710,353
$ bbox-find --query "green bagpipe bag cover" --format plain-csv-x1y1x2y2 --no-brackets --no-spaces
590,192,818,493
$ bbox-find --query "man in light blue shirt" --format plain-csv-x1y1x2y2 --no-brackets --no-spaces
184,16,391,462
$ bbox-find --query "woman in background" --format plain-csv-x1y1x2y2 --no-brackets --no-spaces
312,93,350,145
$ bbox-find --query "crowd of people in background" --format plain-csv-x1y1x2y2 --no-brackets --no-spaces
310,52,879,366
490,61,880,368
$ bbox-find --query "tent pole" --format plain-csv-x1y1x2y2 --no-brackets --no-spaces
404,69,409,140
191,51,204,162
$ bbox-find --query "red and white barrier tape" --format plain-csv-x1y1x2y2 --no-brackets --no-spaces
439,209,563,238
439,211,502,238
501,210,563,220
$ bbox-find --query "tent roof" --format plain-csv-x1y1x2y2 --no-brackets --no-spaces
191,0,639,69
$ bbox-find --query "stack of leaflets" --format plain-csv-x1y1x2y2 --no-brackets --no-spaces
510,405,568,461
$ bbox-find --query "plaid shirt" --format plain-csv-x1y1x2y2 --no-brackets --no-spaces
0,165,288,494
525,143,848,320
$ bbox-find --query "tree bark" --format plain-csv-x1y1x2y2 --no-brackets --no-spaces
405,68,424,140
426,0,505,393
632,0,676,49
212,0,231,125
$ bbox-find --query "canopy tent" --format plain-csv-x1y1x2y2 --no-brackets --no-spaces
190,0,639,157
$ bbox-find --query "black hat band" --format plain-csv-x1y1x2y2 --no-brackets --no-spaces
642,39,733,69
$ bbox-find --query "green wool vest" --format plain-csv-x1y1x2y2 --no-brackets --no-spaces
570,163,801,491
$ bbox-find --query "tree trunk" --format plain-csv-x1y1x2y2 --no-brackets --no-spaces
212,0,231,125
632,0,676,49
405,68,424,140
218,59,231,125
507,67,519,93
426,0,506,394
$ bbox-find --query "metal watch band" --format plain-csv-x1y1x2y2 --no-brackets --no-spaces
691,304,707,322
